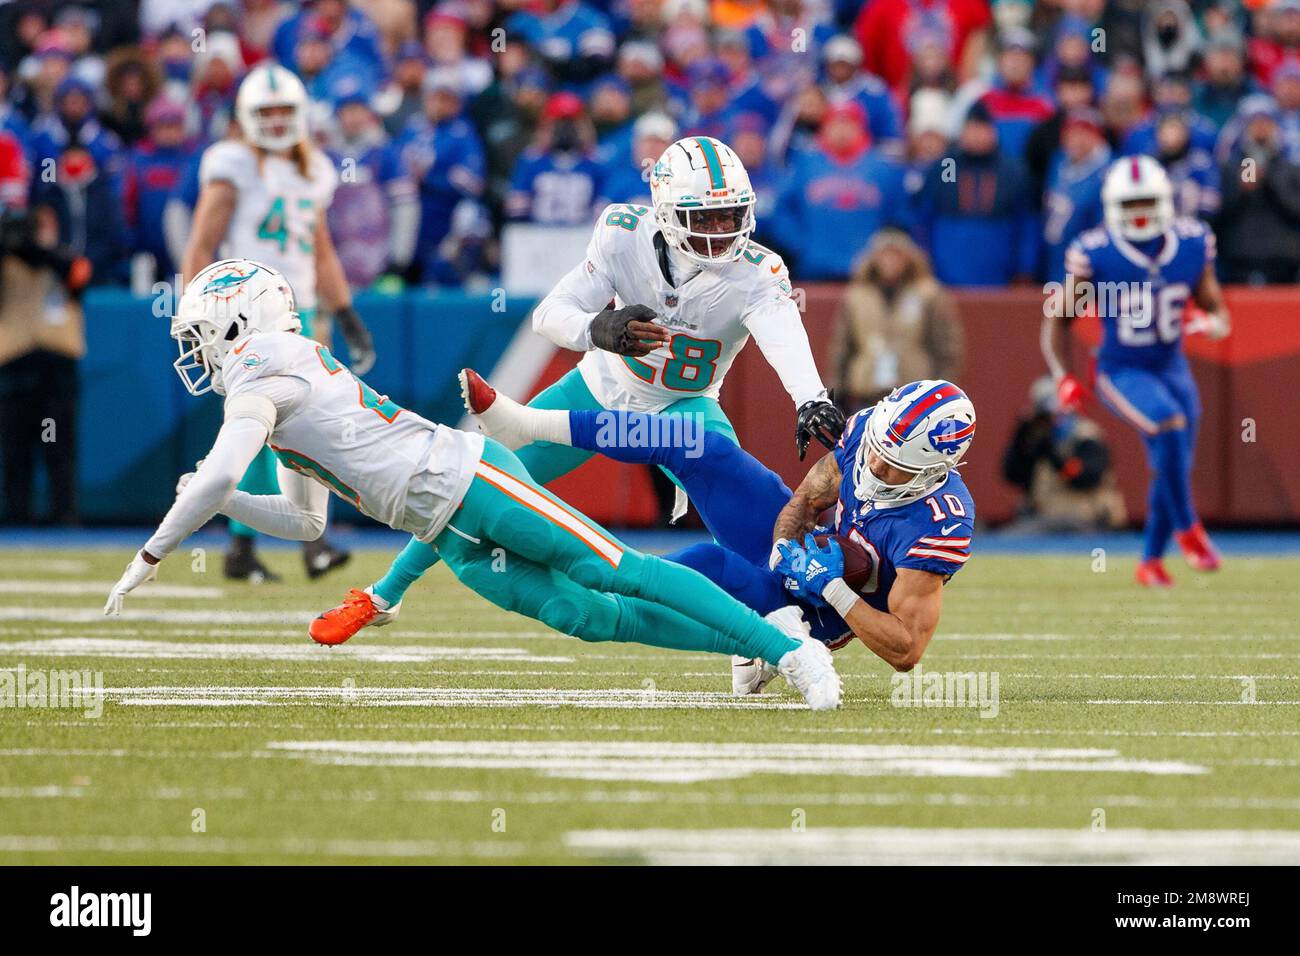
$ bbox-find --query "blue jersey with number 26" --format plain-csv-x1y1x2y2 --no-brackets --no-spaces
802,408,976,647
1065,217,1214,369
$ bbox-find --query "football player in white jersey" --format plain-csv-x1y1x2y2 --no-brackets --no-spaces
183,63,375,583
103,259,844,711
310,135,846,647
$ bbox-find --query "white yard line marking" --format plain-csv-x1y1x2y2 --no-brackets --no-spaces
262,739,1207,782
0,637,573,664
0,835,526,859
563,826,1300,865
0,559,87,575
1085,699,1300,705
104,687,806,710
0,581,223,599
802,726,1300,739
0,607,321,625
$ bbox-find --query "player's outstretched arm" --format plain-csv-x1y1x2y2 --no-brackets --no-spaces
837,568,944,672
772,452,842,554
217,463,329,543
104,417,269,615
745,290,845,457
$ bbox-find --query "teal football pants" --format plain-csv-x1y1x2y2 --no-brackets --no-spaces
372,366,736,607
433,438,799,662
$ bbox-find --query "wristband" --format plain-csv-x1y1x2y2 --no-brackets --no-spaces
823,577,860,618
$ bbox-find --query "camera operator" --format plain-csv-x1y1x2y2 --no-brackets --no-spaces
0,129,93,525
1002,376,1127,533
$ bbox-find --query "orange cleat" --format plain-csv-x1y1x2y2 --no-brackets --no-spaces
1135,558,1174,588
460,367,497,414
1174,523,1222,572
308,587,399,646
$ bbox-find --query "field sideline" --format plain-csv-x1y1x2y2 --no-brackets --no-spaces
1,545,1299,864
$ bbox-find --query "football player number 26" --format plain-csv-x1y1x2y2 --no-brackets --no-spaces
624,335,722,391
1118,283,1188,346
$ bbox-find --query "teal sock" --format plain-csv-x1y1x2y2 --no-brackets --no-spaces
614,552,800,662
606,595,736,653
372,537,441,606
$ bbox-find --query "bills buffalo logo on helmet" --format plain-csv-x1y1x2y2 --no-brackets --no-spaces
928,417,976,456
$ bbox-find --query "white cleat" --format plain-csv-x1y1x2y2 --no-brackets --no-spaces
459,368,530,450
732,655,780,695
768,606,842,710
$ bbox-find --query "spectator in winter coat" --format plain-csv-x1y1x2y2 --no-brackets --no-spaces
913,101,1039,287
379,42,432,139
396,70,489,285
821,35,904,148
472,66,551,224
1041,108,1110,282
506,92,605,226
828,228,963,412
1194,30,1258,131
30,143,129,285
601,111,675,207
972,27,1054,160
771,102,909,281
854,0,992,94
101,47,163,148
1247,0,1300,87
1141,0,1202,81
1153,110,1221,221
124,97,197,282
326,93,417,289
1024,63,1097,205
506,0,617,89
1215,97,1300,284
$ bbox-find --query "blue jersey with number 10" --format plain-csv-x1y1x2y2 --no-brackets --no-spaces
801,408,975,647
1066,217,1215,369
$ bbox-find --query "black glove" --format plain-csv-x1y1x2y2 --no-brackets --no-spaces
795,398,847,460
589,304,665,356
333,305,375,375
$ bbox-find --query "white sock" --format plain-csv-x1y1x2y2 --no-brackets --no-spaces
524,408,571,445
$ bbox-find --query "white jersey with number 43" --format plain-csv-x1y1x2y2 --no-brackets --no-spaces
199,140,337,312
533,202,825,412
222,330,484,541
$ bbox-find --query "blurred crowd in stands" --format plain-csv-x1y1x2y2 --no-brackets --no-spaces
1,0,1299,293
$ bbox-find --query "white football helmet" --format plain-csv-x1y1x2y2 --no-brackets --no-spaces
650,136,756,263
1102,155,1175,242
855,380,976,505
236,63,309,152
172,258,301,396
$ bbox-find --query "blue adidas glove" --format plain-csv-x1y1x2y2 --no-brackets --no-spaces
772,538,809,596
799,533,844,606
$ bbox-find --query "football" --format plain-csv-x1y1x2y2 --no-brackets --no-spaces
813,533,876,595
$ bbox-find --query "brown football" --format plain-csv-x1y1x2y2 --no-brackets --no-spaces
813,533,876,595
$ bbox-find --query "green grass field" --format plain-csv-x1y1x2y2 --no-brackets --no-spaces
2,546,1299,864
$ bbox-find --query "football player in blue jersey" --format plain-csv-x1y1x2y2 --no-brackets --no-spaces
462,370,977,690
1041,155,1231,587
